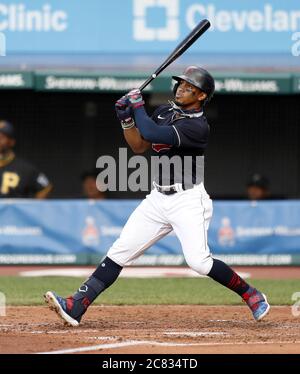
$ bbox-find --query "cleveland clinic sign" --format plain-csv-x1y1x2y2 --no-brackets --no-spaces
133,0,300,41
0,1,298,54
0,3,67,32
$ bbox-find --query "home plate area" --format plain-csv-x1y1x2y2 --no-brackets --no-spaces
1,266,300,354
1,305,300,354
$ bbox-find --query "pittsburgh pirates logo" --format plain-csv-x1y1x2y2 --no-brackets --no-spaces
1,172,20,194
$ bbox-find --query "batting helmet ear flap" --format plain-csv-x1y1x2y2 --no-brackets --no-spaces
173,82,179,96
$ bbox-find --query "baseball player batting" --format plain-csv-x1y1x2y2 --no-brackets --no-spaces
45,66,270,326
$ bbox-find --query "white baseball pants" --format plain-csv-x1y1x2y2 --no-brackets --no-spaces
107,183,214,275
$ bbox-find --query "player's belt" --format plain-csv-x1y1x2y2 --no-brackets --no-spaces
153,182,185,195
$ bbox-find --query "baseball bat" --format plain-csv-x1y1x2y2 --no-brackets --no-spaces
139,19,211,92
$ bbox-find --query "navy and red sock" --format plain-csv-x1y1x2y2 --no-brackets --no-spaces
208,258,251,297
66,257,122,318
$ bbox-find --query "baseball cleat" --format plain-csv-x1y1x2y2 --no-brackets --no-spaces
243,288,270,321
44,291,80,327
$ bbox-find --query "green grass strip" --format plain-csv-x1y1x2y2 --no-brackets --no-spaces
1,277,299,306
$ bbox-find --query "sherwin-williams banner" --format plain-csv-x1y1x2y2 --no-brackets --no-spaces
34,72,294,94
1,70,298,93
0,0,299,53
0,200,300,263
0,71,33,89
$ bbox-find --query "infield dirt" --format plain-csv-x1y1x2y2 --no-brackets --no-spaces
0,305,300,354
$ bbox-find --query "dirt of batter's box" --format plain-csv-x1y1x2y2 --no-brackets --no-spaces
0,305,300,354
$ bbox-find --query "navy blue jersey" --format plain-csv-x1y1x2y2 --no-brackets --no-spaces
150,104,210,187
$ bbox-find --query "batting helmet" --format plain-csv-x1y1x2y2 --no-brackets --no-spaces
172,66,215,103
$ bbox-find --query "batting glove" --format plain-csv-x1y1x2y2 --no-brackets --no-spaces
115,97,135,130
126,89,145,109
115,96,129,110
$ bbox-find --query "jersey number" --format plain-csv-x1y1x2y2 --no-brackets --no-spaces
1,172,20,194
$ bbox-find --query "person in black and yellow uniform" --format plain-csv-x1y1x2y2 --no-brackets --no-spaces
0,120,52,198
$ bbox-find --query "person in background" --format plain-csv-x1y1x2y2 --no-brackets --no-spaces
246,174,270,201
81,170,106,200
0,120,52,198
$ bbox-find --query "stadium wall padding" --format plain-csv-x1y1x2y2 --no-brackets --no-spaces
0,200,300,265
